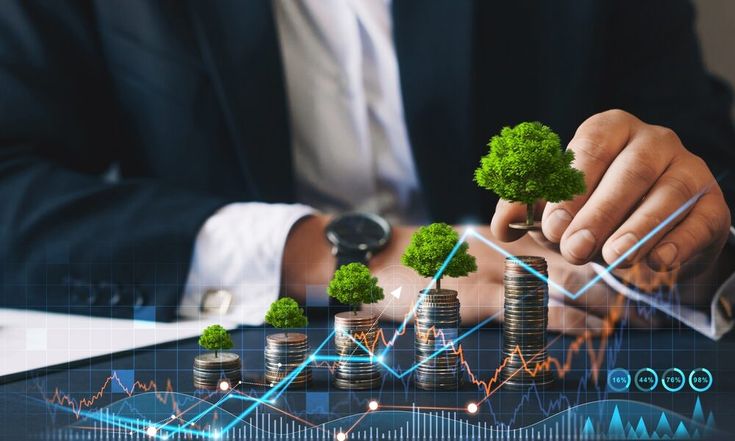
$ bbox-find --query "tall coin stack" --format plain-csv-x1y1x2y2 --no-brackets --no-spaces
193,352,242,390
501,256,553,389
414,289,462,390
333,311,382,390
264,333,312,388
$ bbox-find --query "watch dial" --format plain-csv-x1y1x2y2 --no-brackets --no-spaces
327,213,390,251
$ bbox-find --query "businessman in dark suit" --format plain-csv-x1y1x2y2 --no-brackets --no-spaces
0,1,733,335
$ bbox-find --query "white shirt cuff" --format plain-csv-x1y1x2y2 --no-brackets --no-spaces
178,202,316,325
593,225,735,340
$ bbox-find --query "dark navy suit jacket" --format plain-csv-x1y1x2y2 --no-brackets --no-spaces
0,0,733,320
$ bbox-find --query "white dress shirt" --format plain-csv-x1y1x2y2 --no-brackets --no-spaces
179,0,425,322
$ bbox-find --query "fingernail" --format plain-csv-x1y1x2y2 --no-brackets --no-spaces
653,243,678,268
611,232,638,261
565,229,596,261
545,209,572,241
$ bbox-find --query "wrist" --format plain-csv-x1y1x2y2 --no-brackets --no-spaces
281,214,335,302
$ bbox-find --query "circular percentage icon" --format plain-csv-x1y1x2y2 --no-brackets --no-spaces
634,368,659,392
662,368,686,392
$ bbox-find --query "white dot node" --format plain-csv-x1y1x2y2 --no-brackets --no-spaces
368,400,379,411
146,426,157,437
336,432,347,441
219,380,230,391
467,403,478,414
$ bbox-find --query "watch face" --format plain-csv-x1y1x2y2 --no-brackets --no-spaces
326,213,391,252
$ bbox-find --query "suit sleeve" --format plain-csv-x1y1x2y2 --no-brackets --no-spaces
601,0,735,218
0,1,230,320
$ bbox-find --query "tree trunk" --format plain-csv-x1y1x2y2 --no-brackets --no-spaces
526,203,535,226
215,350,218,358
436,277,441,291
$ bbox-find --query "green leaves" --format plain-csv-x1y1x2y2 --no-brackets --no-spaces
474,121,586,204
327,263,384,310
198,324,234,354
401,223,477,279
264,297,308,329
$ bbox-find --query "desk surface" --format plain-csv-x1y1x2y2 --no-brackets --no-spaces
2,312,734,440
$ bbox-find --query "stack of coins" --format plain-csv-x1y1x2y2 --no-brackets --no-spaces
264,333,311,387
333,311,382,390
414,289,462,390
502,256,553,389
193,352,242,390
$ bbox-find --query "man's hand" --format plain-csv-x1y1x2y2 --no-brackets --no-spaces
365,225,655,336
492,109,731,305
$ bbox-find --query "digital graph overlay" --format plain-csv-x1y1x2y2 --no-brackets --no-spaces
49,395,719,440
44,192,705,439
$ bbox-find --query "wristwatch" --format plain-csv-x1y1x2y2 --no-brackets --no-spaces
325,212,392,270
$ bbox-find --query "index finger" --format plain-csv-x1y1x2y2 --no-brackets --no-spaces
541,110,639,243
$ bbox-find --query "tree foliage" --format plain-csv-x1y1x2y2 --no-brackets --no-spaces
198,324,234,357
264,297,308,329
474,121,586,205
401,223,477,285
327,263,384,312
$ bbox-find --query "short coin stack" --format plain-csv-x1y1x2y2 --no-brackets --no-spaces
264,333,312,388
501,256,553,389
414,289,462,390
333,311,382,390
193,352,242,390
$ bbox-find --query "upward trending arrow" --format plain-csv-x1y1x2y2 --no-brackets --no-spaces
390,286,402,300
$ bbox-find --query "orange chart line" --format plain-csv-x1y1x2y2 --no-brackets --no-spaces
48,260,662,426
46,372,177,418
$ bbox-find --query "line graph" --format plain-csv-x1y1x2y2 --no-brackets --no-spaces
41,192,704,439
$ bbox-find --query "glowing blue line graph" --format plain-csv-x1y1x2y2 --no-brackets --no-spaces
57,191,704,439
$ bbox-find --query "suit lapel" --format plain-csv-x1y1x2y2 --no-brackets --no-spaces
186,0,293,202
392,0,480,221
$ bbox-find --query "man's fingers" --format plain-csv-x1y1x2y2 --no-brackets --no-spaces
542,110,636,243
547,302,604,336
557,128,677,265
490,200,526,242
491,199,545,242
647,190,730,271
601,156,707,267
